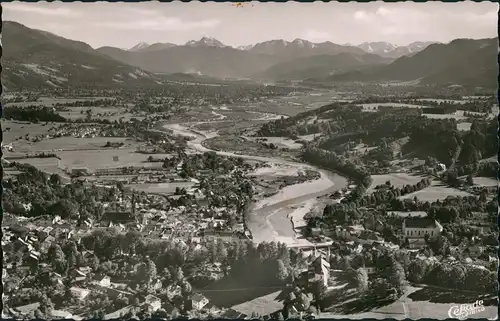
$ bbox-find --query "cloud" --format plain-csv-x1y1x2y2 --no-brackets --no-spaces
94,17,221,31
353,10,369,21
375,7,391,17
3,2,79,17
303,30,331,42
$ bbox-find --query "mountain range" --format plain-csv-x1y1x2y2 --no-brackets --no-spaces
2,21,162,90
322,38,498,88
2,21,497,89
95,38,452,80
125,39,436,58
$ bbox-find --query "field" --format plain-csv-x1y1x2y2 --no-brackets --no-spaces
322,286,497,320
230,291,283,317
250,163,305,177
415,98,469,104
243,136,303,150
7,136,139,154
473,177,498,187
8,157,69,178
421,111,468,120
367,173,425,193
3,120,58,143
58,106,141,122
457,122,472,131
56,149,171,171
399,181,471,202
298,133,322,142
6,96,116,108
204,135,299,159
359,103,426,112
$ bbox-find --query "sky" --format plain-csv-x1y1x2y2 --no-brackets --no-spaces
3,1,498,49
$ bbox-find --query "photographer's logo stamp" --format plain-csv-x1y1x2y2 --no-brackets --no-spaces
448,300,486,320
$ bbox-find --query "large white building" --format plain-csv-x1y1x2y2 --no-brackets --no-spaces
402,218,443,249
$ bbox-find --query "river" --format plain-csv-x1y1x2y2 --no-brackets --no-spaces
162,122,348,246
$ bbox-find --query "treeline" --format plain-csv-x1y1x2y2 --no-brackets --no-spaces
453,161,497,178
457,119,497,166
301,147,371,196
3,106,67,122
407,259,496,294
2,163,116,220
54,98,118,107
358,178,432,208
260,104,467,165
81,229,295,289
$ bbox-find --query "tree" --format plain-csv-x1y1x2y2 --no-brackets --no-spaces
276,259,289,282
466,174,474,186
49,173,61,186
310,280,327,306
355,268,369,294
407,260,429,283
386,260,407,296
369,278,392,299
181,280,193,297
174,267,184,281
47,244,67,274
136,261,154,285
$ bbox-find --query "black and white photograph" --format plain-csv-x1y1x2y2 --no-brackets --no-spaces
1,1,498,320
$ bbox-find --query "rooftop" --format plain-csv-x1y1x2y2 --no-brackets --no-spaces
404,218,441,229
192,293,207,303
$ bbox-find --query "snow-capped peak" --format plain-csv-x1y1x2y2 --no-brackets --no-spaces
185,37,226,48
129,42,150,52
237,44,255,50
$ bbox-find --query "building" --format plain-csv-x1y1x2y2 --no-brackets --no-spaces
402,218,443,249
466,245,485,258
191,293,209,310
93,275,111,287
13,302,40,315
309,255,330,287
144,294,162,311
50,310,73,319
70,287,90,300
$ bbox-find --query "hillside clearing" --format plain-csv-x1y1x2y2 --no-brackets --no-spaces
368,173,425,193
399,181,471,202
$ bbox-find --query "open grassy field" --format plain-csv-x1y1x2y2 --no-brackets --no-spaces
9,157,69,178
457,122,472,131
7,96,116,107
3,120,57,143
243,136,303,150
322,286,497,320
421,111,468,120
359,103,426,112
56,149,171,171
367,173,425,193
230,291,283,317
58,106,140,122
198,272,285,309
8,136,139,153
473,177,498,187
399,181,472,202
204,135,299,159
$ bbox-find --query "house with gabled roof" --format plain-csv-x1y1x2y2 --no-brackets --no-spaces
191,293,209,310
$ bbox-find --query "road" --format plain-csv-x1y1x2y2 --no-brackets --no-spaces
163,122,348,246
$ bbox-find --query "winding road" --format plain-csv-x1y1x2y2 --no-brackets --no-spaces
163,122,348,246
